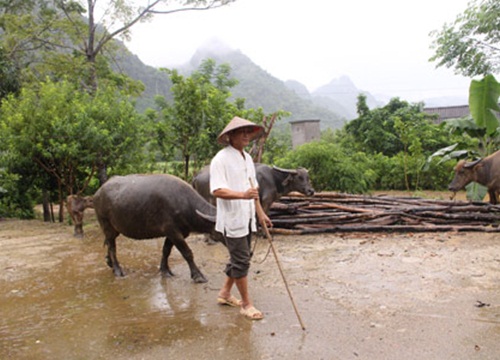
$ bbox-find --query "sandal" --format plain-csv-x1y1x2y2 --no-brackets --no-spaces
217,295,242,307
240,306,264,320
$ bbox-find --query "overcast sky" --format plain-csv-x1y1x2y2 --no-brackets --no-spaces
126,0,473,103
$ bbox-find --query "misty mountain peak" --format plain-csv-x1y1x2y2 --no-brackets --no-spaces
198,37,234,54
315,75,357,95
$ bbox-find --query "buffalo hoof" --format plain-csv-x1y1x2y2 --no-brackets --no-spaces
113,267,125,277
160,269,175,278
193,274,208,284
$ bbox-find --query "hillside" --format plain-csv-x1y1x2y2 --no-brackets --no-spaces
184,45,347,129
113,46,173,112
114,41,348,130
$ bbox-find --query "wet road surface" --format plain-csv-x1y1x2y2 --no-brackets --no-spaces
1,218,500,359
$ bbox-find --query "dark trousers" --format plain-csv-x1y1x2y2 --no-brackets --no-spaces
223,229,252,279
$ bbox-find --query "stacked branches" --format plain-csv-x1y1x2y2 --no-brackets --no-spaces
269,193,500,235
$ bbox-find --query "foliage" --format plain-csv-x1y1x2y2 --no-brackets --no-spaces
346,95,454,157
155,59,238,179
276,140,376,193
0,167,34,219
371,152,455,191
0,46,20,100
346,96,399,156
426,75,500,201
275,96,463,193
429,0,500,77
469,74,500,135
0,0,235,91
0,78,146,210
427,74,500,162
156,58,289,180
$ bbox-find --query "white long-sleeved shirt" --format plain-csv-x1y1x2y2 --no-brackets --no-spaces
210,145,258,237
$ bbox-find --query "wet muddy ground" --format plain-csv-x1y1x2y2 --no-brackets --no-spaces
1,210,500,359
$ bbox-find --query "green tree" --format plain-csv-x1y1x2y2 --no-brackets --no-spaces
156,59,239,179
0,0,235,90
0,46,20,100
429,0,500,77
0,78,146,220
345,97,442,157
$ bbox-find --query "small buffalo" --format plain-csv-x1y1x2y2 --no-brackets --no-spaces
448,150,500,204
93,174,221,282
192,163,315,214
66,195,94,238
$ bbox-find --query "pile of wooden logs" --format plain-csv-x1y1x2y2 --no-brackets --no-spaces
268,192,500,234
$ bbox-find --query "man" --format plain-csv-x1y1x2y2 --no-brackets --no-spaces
210,116,272,320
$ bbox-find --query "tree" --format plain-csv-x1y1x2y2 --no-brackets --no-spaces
0,0,236,90
429,0,500,77
0,46,20,100
0,78,146,221
345,97,443,158
156,59,238,179
0,1,236,184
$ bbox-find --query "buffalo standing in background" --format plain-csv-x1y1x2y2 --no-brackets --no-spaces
192,163,315,214
66,195,94,238
93,174,222,283
448,150,500,204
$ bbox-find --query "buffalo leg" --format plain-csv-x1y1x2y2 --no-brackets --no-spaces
98,220,124,277
169,234,207,283
489,190,498,204
160,238,175,278
74,214,84,238
105,235,125,277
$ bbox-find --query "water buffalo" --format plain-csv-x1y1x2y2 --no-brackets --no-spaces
93,174,222,282
448,150,500,204
192,163,315,213
66,195,94,238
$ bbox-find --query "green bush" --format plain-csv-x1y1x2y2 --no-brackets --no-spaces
275,141,456,193
0,169,34,219
276,141,375,193
369,152,455,191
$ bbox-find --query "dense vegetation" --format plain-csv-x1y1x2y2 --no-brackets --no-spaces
0,0,499,219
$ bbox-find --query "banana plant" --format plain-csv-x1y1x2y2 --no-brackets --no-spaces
426,74,500,201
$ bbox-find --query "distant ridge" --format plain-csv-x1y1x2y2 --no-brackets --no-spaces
114,38,468,129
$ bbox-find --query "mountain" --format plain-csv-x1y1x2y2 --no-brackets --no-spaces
113,46,173,112
310,76,383,119
114,39,380,129
116,40,443,130
183,43,346,129
421,96,468,107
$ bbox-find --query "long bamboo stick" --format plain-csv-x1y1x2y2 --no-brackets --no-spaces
249,178,306,331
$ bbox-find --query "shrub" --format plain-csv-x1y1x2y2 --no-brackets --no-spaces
276,141,375,193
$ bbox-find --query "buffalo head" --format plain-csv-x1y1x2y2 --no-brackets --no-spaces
273,166,315,196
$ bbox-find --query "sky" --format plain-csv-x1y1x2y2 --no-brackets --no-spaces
125,0,473,103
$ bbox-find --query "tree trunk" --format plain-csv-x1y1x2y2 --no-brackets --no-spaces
98,162,108,186
42,190,51,222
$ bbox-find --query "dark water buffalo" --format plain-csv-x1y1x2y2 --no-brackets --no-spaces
66,195,94,238
93,174,221,282
448,150,500,204
192,163,315,213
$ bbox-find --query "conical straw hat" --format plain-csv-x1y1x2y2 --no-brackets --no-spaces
217,116,264,145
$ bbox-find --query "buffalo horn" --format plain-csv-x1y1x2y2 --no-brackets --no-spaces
463,158,482,168
272,166,297,174
196,209,216,223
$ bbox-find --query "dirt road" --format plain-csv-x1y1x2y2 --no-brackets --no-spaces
1,212,500,359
